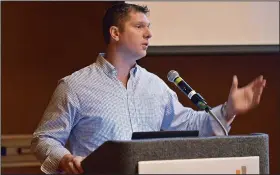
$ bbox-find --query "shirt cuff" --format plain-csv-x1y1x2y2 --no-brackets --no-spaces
41,147,71,174
208,104,233,136
221,102,236,126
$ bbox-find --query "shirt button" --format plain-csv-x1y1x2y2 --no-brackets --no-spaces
112,70,117,76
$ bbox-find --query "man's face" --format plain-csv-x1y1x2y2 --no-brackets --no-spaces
117,11,152,60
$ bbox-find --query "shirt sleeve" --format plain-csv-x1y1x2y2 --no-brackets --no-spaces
161,88,235,136
31,80,79,174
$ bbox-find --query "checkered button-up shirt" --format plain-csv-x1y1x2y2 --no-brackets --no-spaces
31,53,232,174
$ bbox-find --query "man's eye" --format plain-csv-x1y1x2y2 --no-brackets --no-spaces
136,25,142,28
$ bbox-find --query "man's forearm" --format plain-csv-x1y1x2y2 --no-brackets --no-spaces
31,136,71,174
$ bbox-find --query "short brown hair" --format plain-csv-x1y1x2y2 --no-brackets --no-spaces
102,3,149,45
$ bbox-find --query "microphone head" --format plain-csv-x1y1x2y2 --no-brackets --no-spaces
167,70,180,82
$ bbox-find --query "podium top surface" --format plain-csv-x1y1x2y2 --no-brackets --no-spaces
120,133,268,143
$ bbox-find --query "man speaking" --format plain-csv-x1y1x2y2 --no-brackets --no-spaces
31,3,266,174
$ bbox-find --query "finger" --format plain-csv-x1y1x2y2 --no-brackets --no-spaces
256,75,264,85
68,161,79,174
251,76,266,91
230,75,238,93
253,84,265,104
65,166,74,175
262,79,266,87
73,156,84,174
255,78,266,90
257,76,264,87
60,155,74,174
248,75,263,88
255,92,263,105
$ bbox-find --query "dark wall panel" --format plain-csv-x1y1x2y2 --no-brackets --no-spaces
2,1,114,134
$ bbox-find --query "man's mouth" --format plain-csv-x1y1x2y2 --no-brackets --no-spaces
142,42,149,47
142,44,148,50
142,43,149,49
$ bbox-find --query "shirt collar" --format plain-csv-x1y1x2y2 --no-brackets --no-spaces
96,53,139,77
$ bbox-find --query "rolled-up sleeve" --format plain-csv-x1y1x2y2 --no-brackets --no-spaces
31,80,79,174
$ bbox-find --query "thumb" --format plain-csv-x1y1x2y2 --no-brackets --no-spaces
230,75,238,93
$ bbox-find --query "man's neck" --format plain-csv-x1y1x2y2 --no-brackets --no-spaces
105,48,137,88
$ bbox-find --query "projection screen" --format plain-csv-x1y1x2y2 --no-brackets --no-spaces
126,2,279,46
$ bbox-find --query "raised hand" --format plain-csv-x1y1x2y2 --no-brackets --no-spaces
226,75,266,118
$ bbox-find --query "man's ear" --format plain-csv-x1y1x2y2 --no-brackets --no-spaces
109,26,120,42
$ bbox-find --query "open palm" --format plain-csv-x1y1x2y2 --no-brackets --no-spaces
226,75,266,117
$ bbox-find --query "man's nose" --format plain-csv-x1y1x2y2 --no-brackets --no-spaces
144,28,152,39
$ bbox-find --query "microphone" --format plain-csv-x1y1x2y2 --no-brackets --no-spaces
167,70,228,136
167,70,211,112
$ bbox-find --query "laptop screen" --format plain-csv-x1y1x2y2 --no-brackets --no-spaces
131,130,199,140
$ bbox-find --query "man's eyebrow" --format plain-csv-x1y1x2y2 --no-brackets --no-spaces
133,21,151,26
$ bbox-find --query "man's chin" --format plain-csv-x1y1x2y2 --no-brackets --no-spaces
130,50,147,60
137,50,147,59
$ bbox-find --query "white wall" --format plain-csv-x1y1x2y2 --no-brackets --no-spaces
126,2,279,46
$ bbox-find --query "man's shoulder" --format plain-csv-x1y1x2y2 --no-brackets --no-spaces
60,63,98,86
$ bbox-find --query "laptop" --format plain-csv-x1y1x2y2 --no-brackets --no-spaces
131,130,199,140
